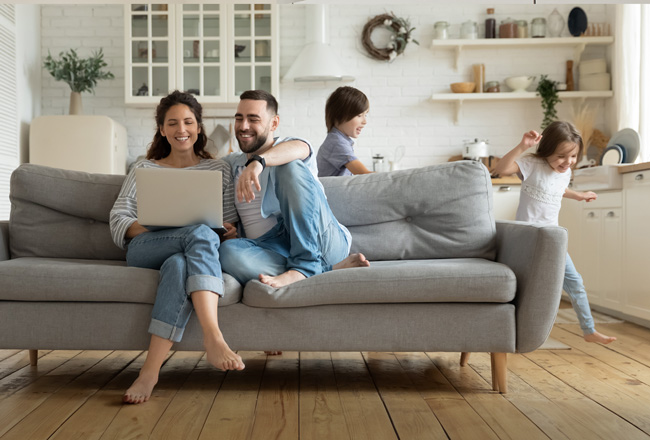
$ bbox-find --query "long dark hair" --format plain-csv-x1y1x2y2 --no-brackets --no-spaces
325,86,369,132
146,90,212,160
535,120,584,163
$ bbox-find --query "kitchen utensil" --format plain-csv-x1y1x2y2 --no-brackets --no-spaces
600,145,624,165
606,128,640,163
472,64,485,93
390,145,405,171
463,139,490,160
505,75,535,92
568,7,588,37
450,82,476,93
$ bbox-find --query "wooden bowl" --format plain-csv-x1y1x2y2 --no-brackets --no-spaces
450,82,476,93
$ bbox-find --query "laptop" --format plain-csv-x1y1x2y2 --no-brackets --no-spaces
135,167,225,231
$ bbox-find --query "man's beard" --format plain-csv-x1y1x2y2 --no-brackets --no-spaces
237,133,268,154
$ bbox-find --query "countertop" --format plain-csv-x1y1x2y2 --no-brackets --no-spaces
491,176,521,185
617,162,650,174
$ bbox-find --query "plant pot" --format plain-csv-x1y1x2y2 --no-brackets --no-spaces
69,92,82,115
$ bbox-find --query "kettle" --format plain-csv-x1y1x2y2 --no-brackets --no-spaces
463,139,490,161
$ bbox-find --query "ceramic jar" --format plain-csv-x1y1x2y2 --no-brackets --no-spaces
547,8,565,37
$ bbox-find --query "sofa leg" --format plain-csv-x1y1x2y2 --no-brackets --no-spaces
460,352,470,366
490,352,507,394
29,350,38,366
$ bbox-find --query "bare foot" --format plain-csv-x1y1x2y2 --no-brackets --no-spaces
265,351,283,355
584,331,617,344
204,334,245,371
259,269,306,288
123,371,158,404
333,253,370,270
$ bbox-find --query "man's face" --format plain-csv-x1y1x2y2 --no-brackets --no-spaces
234,99,279,154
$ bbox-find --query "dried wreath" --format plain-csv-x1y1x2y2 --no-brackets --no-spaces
361,13,419,62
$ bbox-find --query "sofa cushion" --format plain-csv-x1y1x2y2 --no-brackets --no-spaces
0,257,243,307
242,259,516,308
9,164,126,260
321,161,496,261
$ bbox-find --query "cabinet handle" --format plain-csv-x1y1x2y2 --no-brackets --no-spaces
498,186,511,192
635,174,644,181
587,211,595,218
607,211,615,217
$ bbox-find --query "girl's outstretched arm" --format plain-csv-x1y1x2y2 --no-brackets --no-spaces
564,188,597,202
491,130,542,177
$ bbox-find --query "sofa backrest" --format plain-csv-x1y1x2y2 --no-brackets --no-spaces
10,164,126,260
321,161,497,261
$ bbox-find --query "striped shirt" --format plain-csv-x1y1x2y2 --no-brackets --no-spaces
109,158,239,249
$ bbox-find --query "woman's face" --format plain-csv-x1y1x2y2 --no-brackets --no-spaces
546,141,579,173
336,109,369,139
159,104,200,154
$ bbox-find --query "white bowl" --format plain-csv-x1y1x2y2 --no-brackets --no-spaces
504,76,535,93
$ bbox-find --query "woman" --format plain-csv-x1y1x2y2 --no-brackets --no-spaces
110,90,244,404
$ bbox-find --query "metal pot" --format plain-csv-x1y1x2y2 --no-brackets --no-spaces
463,139,490,161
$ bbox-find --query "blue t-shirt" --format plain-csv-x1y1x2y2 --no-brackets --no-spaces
316,128,358,177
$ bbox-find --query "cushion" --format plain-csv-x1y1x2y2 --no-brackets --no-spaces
321,161,496,261
242,258,516,308
0,257,243,307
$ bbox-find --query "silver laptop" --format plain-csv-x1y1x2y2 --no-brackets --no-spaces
135,167,224,230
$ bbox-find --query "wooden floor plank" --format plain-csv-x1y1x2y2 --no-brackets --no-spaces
363,352,448,440
0,350,21,363
1,351,135,440
0,350,67,400
331,352,398,440
98,351,204,440
248,351,300,440
198,351,267,440
299,352,351,440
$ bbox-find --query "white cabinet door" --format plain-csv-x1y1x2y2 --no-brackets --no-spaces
492,185,520,220
601,208,623,309
624,171,650,320
559,197,582,257
580,208,602,305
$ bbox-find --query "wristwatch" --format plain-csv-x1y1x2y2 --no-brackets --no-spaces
245,154,266,170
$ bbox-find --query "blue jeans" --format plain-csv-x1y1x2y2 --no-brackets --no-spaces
126,224,223,342
563,253,596,335
220,160,350,284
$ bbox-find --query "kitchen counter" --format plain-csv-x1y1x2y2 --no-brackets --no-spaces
618,162,650,174
491,176,521,185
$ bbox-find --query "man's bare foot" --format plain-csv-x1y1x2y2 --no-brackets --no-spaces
265,351,282,355
333,253,370,270
259,270,306,288
584,331,617,344
123,371,158,404
204,334,245,371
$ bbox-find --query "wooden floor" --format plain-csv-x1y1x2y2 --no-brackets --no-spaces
2,307,650,439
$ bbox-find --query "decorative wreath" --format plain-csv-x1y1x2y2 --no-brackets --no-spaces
361,13,419,62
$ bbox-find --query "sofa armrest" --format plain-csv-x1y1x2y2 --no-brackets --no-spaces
495,220,568,353
0,221,9,261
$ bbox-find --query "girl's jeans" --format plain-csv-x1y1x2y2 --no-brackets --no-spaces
563,253,596,335
126,224,223,342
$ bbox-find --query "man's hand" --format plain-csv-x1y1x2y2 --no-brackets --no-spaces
237,160,264,203
221,222,238,241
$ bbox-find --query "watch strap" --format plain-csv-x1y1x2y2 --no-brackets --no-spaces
245,154,266,170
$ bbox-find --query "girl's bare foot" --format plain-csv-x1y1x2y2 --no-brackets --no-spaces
123,371,158,404
333,253,370,270
204,334,245,371
259,270,306,288
584,331,617,344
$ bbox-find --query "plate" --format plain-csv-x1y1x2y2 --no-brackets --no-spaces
600,145,624,165
607,128,640,163
568,7,588,37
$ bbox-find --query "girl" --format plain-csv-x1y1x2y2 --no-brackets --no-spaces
317,86,372,177
110,91,244,404
492,121,616,344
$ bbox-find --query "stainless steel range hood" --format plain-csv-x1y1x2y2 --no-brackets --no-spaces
283,4,354,83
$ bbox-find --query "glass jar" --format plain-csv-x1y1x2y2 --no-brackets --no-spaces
485,8,496,38
460,20,478,39
516,20,528,38
499,18,518,38
485,81,500,93
531,17,546,38
434,21,449,40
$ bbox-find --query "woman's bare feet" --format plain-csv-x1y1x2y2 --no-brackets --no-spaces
123,370,158,404
584,331,617,344
259,269,306,288
333,253,370,270
204,334,245,371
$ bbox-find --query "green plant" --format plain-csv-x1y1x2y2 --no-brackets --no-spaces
43,48,114,94
536,75,561,130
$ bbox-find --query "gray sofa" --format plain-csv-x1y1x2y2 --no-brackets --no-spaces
0,161,567,393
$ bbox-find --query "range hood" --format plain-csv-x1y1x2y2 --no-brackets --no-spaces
283,4,354,82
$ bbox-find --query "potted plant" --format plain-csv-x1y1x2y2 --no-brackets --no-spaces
43,48,114,115
536,75,561,130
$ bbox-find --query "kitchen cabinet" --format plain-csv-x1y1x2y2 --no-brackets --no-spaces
124,3,278,106
492,184,520,220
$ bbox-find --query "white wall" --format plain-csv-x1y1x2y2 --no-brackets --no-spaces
39,3,614,169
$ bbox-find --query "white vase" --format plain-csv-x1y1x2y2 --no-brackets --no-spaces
547,8,565,38
69,91,82,115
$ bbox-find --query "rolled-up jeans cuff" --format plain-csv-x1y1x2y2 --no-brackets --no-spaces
187,274,223,297
149,319,185,343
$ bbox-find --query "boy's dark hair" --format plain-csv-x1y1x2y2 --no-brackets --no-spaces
239,89,279,115
535,120,584,163
147,90,211,160
325,86,369,132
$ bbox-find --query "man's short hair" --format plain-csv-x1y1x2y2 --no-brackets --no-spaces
325,86,369,132
239,90,278,115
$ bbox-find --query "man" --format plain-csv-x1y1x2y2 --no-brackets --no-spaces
220,90,368,288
